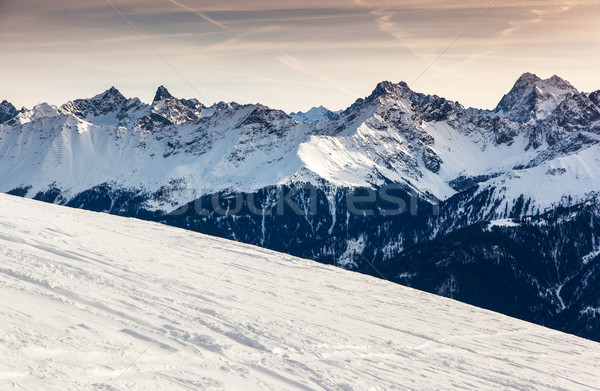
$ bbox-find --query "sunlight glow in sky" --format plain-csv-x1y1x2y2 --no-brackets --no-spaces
1,0,599,112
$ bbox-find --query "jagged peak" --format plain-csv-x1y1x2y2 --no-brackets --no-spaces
371,80,411,98
58,87,131,123
26,102,59,120
541,75,577,92
0,99,19,124
493,73,578,122
90,86,126,102
589,90,600,107
516,72,542,84
0,100,18,113
291,105,331,115
153,85,173,103
512,73,576,93
341,80,413,116
247,103,292,118
289,104,341,123
548,74,567,83
211,101,239,111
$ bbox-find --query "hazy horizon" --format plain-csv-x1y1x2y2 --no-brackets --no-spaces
2,0,599,112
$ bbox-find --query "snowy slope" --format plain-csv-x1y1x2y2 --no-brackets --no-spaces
1,194,600,390
480,142,600,214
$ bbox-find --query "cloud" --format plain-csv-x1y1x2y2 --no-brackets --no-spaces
371,9,408,40
277,53,358,97
94,32,200,44
369,8,433,61
167,0,232,31
201,68,299,88
1,0,599,112
498,3,573,38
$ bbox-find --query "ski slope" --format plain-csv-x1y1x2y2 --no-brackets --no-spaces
0,194,599,390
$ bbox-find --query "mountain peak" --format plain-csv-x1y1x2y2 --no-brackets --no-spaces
91,86,126,102
289,105,340,123
104,86,122,97
61,87,128,122
372,80,410,97
0,99,17,113
31,103,59,120
548,74,564,82
374,80,396,92
0,99,19,124
516,72,542,84
153,85,173,103
340,80,413,116
543,75,577,91
494,73,578,122
512,73,576,93
589,90,600,107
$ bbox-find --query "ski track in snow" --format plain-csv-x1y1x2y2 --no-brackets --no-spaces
0,194,599,390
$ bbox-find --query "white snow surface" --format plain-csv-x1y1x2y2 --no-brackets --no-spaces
1,194,600,390
479,142,600,216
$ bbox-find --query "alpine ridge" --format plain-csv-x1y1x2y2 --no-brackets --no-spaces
2,73,600,341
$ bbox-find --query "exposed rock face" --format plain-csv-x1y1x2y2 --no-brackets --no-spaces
0,100,19,124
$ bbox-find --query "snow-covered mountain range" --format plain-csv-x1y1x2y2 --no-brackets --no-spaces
1,193,599,390
2,73,599,212
2,72,600,341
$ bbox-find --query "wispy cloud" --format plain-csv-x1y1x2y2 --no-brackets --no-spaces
94,32,201,44
1,0,599,112
371,9,409,40
277,53,358,97
201,68,300,88
498,4,572,38
167,0,233,31
370,8,430,61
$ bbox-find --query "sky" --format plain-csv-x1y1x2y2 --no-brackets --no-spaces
1,0,599,112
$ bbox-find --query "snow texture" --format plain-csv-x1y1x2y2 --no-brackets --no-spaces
0,194,599,390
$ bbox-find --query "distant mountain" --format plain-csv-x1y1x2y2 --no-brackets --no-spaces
151,85,205,125
491,72,579,123
289,105,340,122
3,73,600,341
0,100,19,124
